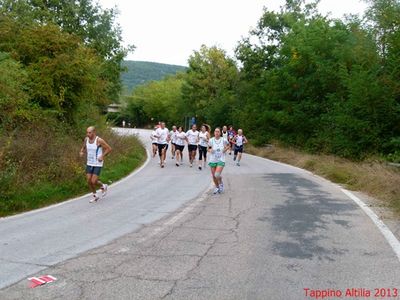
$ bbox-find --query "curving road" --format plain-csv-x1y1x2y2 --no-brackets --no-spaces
0,129,210,289
1,128,400,299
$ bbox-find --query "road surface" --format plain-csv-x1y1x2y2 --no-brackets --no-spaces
1,128,399,299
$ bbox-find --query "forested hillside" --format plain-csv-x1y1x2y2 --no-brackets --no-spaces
121,61,186,93
121,0,400,161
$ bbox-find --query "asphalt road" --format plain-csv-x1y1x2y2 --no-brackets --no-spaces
1,128,400,299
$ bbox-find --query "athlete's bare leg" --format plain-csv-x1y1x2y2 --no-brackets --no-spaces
90,174,104,190
152,144,157,157
86,174,95,193
210,167,219,187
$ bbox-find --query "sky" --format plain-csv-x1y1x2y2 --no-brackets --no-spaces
97,0,368,66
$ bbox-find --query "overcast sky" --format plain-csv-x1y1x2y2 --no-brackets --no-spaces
97,0,368,66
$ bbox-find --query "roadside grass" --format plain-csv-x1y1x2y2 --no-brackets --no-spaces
0,132,146,218
246,144,400,214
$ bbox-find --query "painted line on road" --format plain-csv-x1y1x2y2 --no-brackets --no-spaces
341,189,400,262
0,143,152,222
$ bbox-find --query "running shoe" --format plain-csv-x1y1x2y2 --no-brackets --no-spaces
236,162,240,166
213,188,220,195
176,163,180,167
101,184,108,197
198,166,202,170
89,194,99,203
219,183,224,193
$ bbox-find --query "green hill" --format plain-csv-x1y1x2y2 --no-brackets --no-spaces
121,61,187,94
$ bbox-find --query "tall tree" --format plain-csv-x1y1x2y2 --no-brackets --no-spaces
0,16,108,122
234,0,400,156
182,45,239,127
0,0,133,101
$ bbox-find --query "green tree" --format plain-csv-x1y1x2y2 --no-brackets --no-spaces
234,0,400,157
0,52,35,131
0,0,133,101
182,45,239,127
0,17,107,121
123,74,185,127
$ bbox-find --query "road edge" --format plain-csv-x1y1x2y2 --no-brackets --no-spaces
245,152,400,263
0,135,151,222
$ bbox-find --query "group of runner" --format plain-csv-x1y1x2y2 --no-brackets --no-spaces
150,122,248,194
80,123,248,202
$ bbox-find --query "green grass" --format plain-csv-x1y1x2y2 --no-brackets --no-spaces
0,136,146,217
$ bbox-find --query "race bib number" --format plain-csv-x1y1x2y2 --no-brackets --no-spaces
214,149,222,160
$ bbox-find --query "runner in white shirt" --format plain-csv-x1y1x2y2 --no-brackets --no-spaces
208,127,230,194
150,125,159,158
198,124,210,170
174,126,186,166
170,125,178,159
232,129,248,166
154,122,170,168
79,126,112,203
186,124,199,167
227,125,236,155
222,125,228,141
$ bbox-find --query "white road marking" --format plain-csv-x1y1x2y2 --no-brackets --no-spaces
341,188,400,262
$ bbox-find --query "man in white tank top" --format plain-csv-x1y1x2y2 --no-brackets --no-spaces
232,129,248,166
80,126,112,203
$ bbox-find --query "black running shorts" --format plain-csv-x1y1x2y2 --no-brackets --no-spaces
158,143,168,153
175,145,185,152
234,145,244,154
188,144,198,152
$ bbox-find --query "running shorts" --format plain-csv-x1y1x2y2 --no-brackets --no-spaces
234,145,244,154
188,144,198,152
86,165,102,176
209,162,225,168
175,145,185,152
158,143,168,153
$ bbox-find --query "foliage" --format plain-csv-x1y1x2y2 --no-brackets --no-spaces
0,130,145,217
122,74,185,127
181,45,239,127
0,18,108,121
0,52,35,131
0,0,132,102
233,0,400,158
0,0,144,214
118,0,400,160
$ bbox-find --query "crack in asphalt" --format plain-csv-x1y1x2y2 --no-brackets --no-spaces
1,177,263,299
160,237,219,299
159,187,259,299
